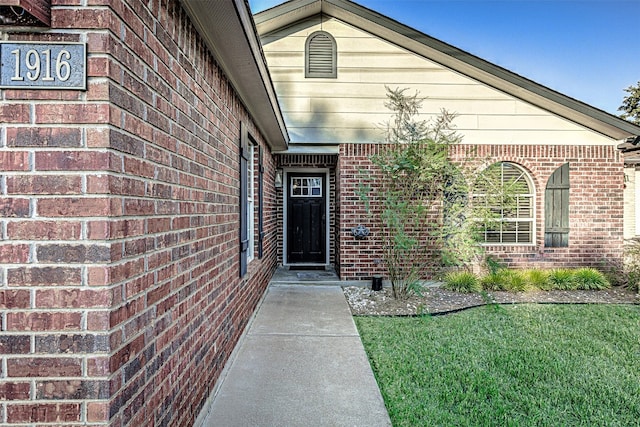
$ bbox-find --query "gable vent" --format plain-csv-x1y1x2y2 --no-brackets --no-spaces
305,31,337,78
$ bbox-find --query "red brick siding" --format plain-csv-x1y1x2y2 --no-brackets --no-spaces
339,143,624,279
338,144,387,279
1,6,110,424
1,1,278,426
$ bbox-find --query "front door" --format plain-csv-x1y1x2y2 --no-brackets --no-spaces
287,173,326,264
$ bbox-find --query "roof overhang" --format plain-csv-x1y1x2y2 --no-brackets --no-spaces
256,0,640,143
274,143,339,155
618,135,640,154
180,0,289,151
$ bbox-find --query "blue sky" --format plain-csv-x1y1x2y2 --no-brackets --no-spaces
249,0,640,115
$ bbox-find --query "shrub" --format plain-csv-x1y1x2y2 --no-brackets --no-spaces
624,240,640,292
443,271,482,293
603,270,626,288
627,272,640,293
548,269,578,290
481,269,528,292
497,270,527,292
476,267,614,293
480,271,505,291
573,268,610,290
522,269,551,290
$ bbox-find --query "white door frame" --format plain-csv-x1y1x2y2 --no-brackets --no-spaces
282,167,330,266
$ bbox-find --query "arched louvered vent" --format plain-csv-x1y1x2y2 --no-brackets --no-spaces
305,31,337,78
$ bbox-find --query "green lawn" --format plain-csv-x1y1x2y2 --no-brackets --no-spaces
356,304,640,427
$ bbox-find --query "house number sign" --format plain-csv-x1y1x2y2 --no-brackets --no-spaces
0,42,86,90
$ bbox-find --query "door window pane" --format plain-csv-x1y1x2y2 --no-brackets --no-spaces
291,177,323,198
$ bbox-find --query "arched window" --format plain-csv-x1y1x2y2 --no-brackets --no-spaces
473,162,534,244
305,31,337,78
545,163,570,247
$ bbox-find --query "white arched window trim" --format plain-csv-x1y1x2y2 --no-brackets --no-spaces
474,162,536,245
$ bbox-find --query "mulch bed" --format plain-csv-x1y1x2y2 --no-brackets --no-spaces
343,286,639,316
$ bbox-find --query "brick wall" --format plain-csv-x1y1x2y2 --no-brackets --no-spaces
337,144,386,279
1,1,277,426
338,143,624,279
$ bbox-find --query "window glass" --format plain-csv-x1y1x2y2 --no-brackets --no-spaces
474,162,534,244
247,145,255,262
291,177,323,198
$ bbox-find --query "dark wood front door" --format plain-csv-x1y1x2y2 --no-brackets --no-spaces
287,173,326,264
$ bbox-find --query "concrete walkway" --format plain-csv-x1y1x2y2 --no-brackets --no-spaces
200,283,392,427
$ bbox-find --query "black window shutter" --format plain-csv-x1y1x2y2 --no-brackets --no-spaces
545,163,570,247
239,124,249,277
258,146,264,259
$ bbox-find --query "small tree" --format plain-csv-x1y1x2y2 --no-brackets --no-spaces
619,81,640,125
358,87,488,299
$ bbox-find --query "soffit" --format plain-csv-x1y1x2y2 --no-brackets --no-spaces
274,144,339,154
180,0,289,151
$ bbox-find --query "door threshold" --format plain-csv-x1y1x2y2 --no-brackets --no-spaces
287,265,328,271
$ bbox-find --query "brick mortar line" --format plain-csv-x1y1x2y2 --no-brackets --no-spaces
0,374,111,379
1,240,111,245
3,100,110,105
3,123,110,128
4,154,213,181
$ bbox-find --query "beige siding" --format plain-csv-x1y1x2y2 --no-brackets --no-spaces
636,169,640,237
624,167,637,239
262,17,616,146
